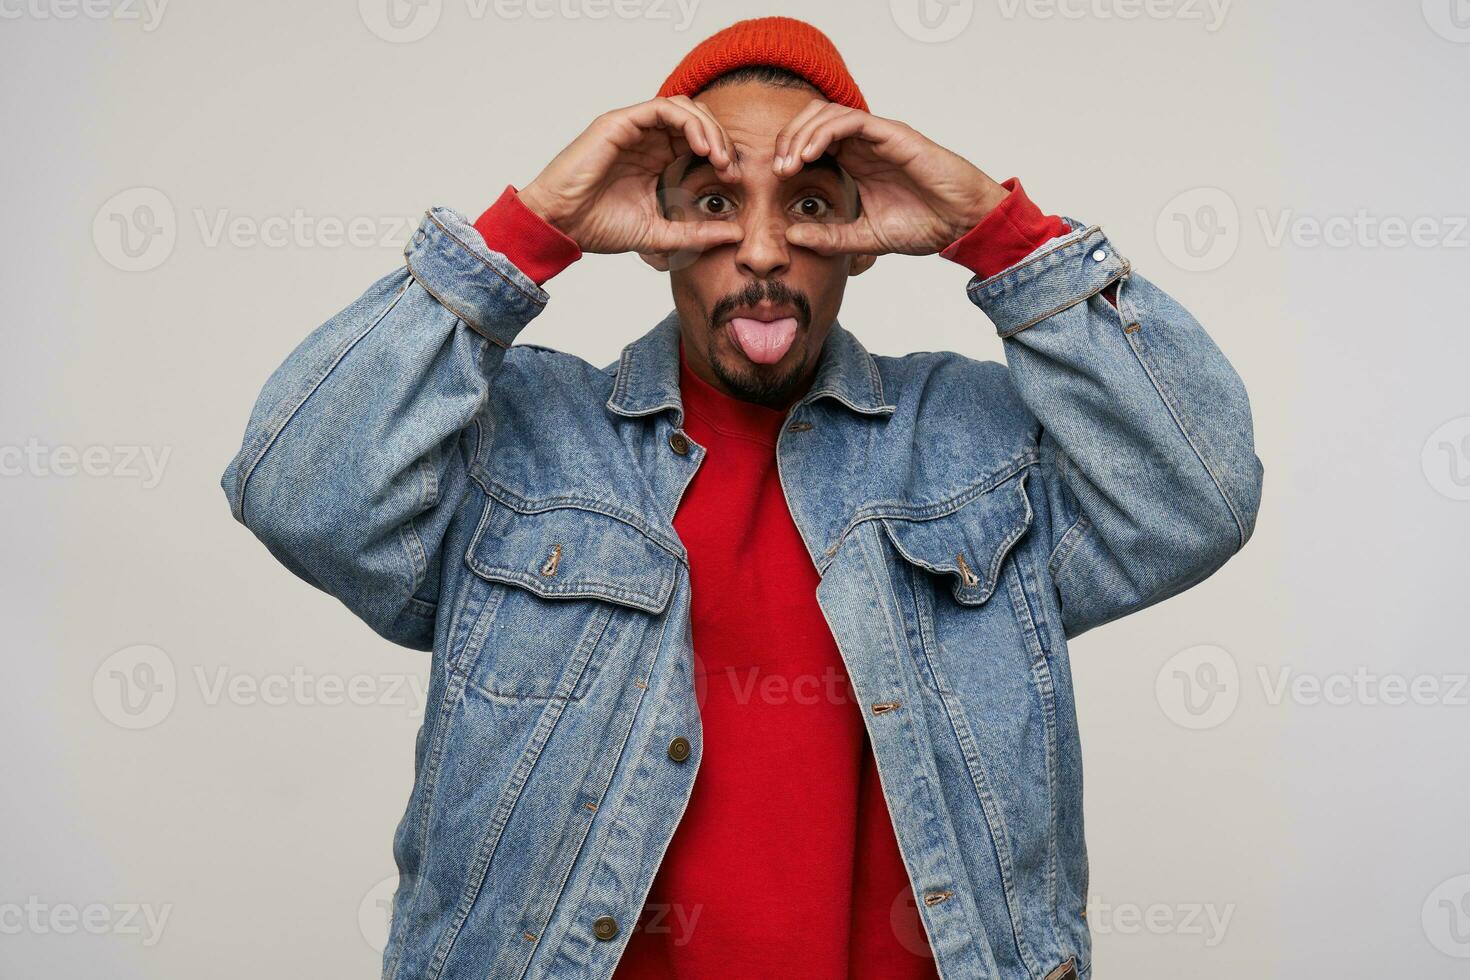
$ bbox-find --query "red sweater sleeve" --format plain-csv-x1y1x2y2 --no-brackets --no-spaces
939,176,1117,307
939,177,1069,281
471,184,582,286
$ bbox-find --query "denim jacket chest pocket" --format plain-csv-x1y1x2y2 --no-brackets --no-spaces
878,468,1052,696
451,494,679,703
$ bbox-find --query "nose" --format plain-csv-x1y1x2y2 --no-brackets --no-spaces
733,200,791,280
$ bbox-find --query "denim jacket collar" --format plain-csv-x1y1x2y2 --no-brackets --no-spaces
606,308,896,422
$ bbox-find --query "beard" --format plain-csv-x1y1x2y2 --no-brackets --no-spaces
705,279,816,410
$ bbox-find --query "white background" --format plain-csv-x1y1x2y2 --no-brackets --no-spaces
2,0,1468,976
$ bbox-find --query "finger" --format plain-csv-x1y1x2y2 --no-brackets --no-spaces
777,103,854,175
647,217,744,254
772,98,831,173
794,111,914,174
683,96,742,180
785,219,883,256
665,95,738,179
622,99,714,161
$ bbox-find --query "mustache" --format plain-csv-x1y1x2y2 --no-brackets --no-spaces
708,280,812,330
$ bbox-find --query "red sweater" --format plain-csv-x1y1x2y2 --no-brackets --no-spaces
471,179,1069,977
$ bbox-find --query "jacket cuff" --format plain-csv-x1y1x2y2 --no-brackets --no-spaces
404,206,550,347
472,184,582,286
965,222,1131,337
940,177,1070,280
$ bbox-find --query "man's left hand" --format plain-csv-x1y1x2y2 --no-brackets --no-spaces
772,101,1010,256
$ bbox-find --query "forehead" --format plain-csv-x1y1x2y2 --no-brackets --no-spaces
695,81,824,160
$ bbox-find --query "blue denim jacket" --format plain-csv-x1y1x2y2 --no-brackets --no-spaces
222,204,1261,980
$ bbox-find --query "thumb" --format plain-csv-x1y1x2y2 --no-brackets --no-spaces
646,219,744,255
786,221,879,256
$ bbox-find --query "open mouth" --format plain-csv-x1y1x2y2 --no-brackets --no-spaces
722,305,802,365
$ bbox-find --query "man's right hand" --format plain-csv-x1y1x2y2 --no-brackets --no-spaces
516,97,745,257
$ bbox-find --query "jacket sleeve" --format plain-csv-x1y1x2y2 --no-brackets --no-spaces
220,206,550,650
965,219,1264,638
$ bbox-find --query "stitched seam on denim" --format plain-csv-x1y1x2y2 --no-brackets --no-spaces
404,256,508,348
470,474,686,566
467,570,667,614
847,451,1040,529
906,562,953,695
423,208,545,307
464,486,677,611
1004,558,1063,944
925,645,1044,976
855,525,1004,976
544,602,676,975
606,338,682,420
967,225,1103,299
802,387,896,416
390,663,472,980
449,493,511,675
1047,513,1091,581
1119,298,1248,548
398,456,436,608
425,688,573,979
466,602,613,703
996,264,1128,338
866,345,889,406
235,282,410,527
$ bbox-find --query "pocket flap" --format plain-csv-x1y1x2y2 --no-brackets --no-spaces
467,499,679,614
880,469,1034,606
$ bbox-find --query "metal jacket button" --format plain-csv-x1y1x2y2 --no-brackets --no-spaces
592,915,618,941
667,736,691,762
668,431,690,455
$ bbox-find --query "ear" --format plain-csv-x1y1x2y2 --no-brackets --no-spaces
638,251,672,272
848,253,877,277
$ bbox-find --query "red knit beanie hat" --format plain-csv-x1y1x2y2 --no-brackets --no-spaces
656,16,868,113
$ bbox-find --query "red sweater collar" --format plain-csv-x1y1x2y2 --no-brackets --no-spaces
677,338,788,445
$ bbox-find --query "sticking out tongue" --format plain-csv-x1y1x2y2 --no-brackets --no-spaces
728,316,799,365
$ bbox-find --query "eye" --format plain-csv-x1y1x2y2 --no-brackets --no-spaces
694,193,736,216
793,194,834,219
